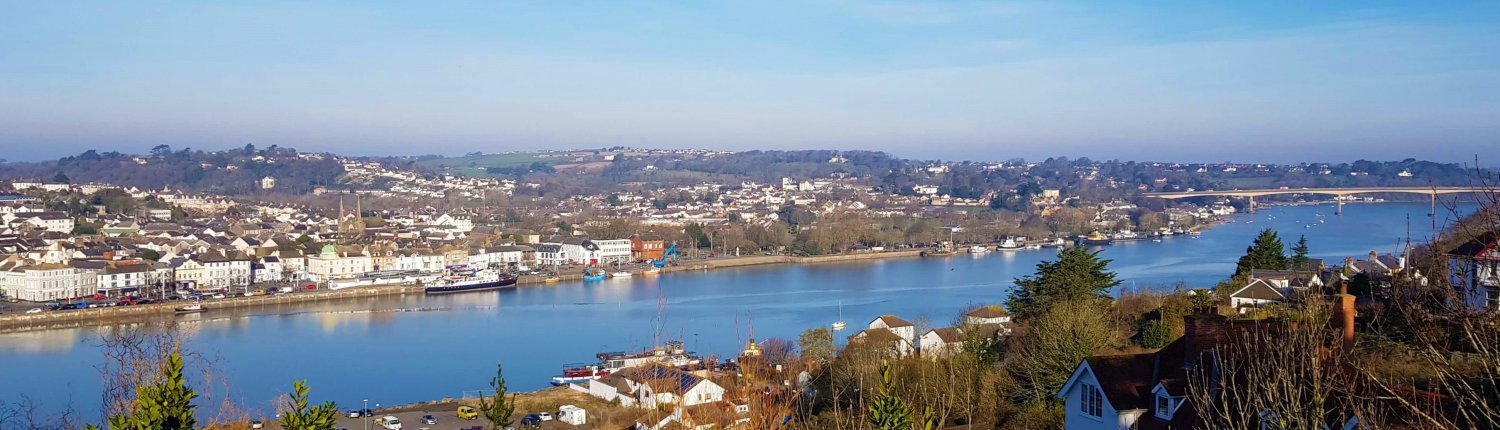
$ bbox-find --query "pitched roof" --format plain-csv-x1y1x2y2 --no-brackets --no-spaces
875,315,913,328
1083,352,1158,411
927,327,965,343
1231,279,1286,301
965,305,1008,318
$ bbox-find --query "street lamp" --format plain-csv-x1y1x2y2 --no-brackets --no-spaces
362,399,369,430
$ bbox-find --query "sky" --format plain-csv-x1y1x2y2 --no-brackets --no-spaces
1,1,1497,163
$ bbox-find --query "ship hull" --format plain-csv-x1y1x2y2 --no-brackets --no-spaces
423,277,517,294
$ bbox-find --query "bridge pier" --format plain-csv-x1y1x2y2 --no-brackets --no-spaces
1335,194,1344,216
1431,190,1438,228
1247,195,1255,213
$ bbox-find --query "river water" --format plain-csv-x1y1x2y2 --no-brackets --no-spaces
0,202,1473,418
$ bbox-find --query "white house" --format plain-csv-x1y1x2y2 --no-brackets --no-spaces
867,315,916,345
197,250,253,289
0,262,87,302
579,365,725,409
395,250,446,273
305,245,373,282
1448,232,1500,310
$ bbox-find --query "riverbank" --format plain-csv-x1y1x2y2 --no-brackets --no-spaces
0,249,927,333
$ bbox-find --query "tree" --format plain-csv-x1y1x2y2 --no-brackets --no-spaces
1008,300,1115,403
477,363,517,430
1290,235,1311,269
278,380,339,430
52,171,70,184
1138,319,1171,349
1234,228,1288,277
93,350,197,430
1005,247,1120,321
150,145,172,157
867,363,912,430
798,327,834,362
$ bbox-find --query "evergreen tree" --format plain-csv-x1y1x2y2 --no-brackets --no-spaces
477,363,518,430
91,351,197,430
1005,247,1121,321
1234,229,1289,277
279,380,339,430
867,363,912,430
797,327,834,362
1138,319,1171,349
1290,235,1311,269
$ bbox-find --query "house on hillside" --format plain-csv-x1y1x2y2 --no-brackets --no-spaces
1228,270,1324,312
1448,232,1500,310
1057,297,1359,430
964,305,1013,325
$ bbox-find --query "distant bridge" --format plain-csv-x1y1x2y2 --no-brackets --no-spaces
1142,186,1489,215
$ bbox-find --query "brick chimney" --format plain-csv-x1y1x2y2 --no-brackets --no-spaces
1339,293,1356,343
1183,314,1229,367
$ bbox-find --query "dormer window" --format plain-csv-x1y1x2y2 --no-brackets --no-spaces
1155,393,1172,418
1081,383,1104,417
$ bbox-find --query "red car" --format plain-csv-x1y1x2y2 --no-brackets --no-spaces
303,284,318,290
92,293,106,300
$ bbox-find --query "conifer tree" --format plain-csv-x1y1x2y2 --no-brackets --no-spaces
1290,235,1311,269
478,363,518,430
1006,247,1120,321
1234,229,1289,277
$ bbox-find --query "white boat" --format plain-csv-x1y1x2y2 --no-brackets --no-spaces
641,268,660,275
610,271,632,278
174,304,204,314
832,301,846,331
968,245,991,254
997,237,1024,251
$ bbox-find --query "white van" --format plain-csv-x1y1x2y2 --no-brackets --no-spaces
379,416,402,430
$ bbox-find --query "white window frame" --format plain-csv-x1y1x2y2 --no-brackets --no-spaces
1081,383,1104,417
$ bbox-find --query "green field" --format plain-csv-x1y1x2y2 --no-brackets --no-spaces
415,153,558,176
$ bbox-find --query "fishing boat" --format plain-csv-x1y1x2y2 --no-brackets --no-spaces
1080,232,1116,245
543,276,560,284
996,236,1024,251
174,303,205,314
968,245,991,254
610,271,632,278
550,341,702,386
423,269,517,295
582,269,606,282
641,268,660,276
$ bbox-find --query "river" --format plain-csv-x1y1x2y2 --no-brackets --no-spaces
0,202,1474,419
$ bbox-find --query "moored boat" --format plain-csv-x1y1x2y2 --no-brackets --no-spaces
610,271,632,278
424,270,517,295
968,245,991,254
174,303,205,314
1078,231,1113,246
996,236,1024,251
550,341,702,386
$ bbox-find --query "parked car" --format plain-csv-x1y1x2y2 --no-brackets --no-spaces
537,412,553,421
25,308,42,314
419,414,436,424
520,415,542,428
378,415,402,430
210,293,226,299
348,408,373,418
304,284,318,290
278,286,294,293
456,406,478,420
250,420,263,429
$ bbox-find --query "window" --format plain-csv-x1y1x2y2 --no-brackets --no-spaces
1156,394,1171,418
1081,383,1104,417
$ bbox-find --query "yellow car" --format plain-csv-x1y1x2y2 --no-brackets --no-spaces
457,405,479,420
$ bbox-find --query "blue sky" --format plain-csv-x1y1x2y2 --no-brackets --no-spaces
1,1,1496,163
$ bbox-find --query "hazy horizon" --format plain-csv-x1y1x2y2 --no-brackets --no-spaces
3,1,1497,163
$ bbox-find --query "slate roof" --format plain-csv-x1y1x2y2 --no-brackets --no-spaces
876,315,913,328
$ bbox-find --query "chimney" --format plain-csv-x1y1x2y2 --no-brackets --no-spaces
1182,314,1228,367
1339,293,1356,344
